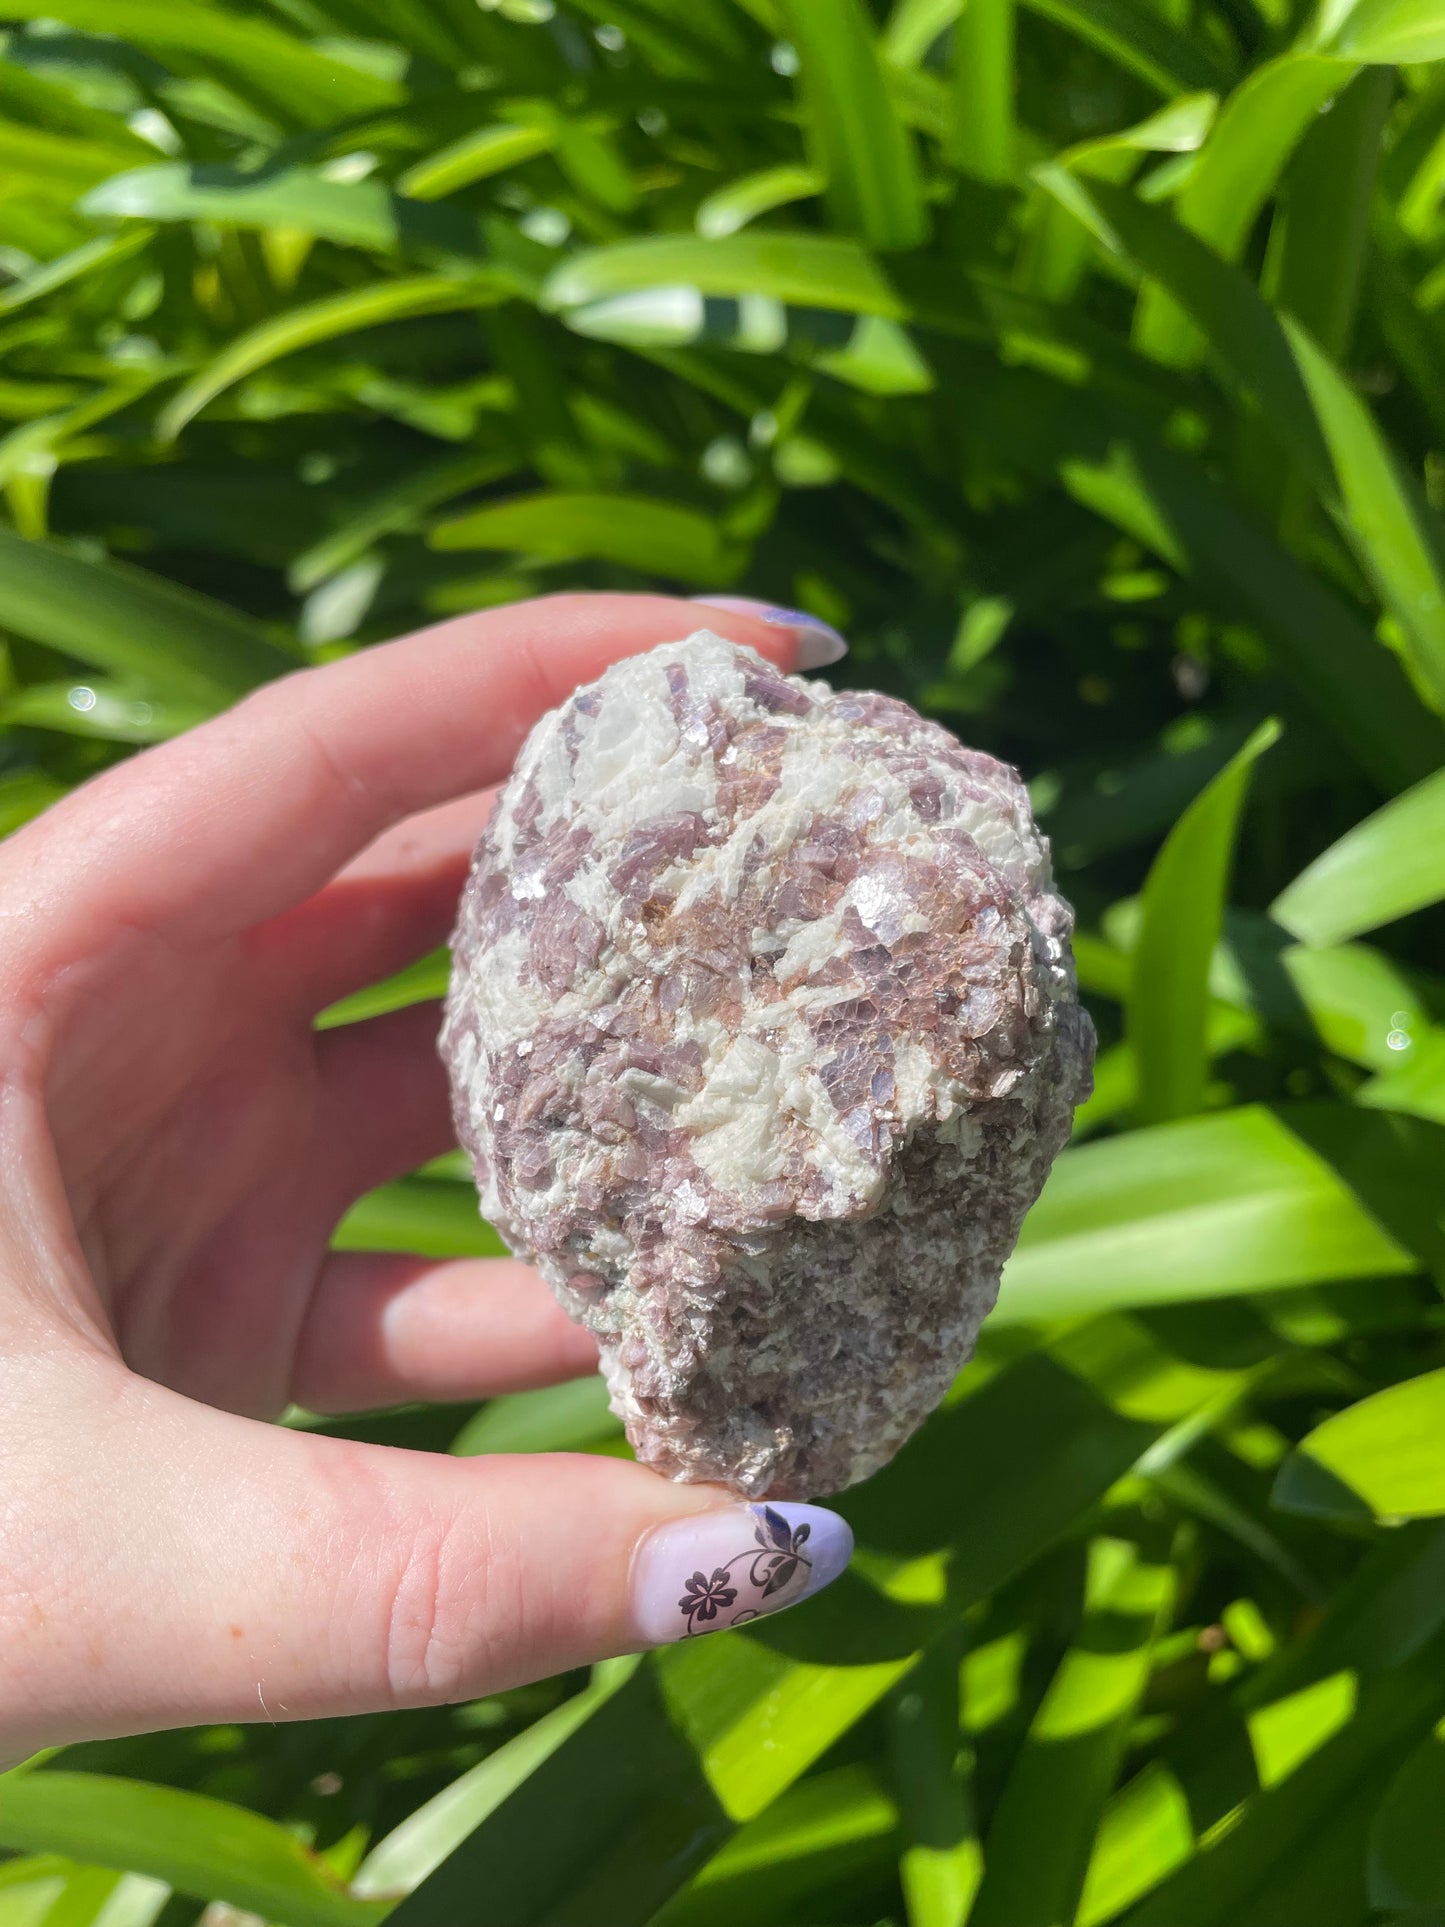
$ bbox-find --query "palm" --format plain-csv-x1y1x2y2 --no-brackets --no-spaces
27,776,464,1419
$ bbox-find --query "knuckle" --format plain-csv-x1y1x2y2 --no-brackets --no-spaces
380,1500,523,1705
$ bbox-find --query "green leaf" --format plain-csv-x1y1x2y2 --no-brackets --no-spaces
1048,174,1445,721
0,231,155,318
1320,0,1445,63
1133,54,1352,367
0,0,402,127
159,274,515,440
1077,1761,1196,1926
290,449,520,592
399,123,557,201
333,1179,507,1259
0,528,292,703
450,1375,622,1457
1272,766,1445,945
545,232,909,321
316,947,452,1031
1282,318,1445,717
0,679,210,744
1126,1627,1445,1926
430,489,739,584
1368,1723,1445,1910
0,1774,386,1927
1360,1027,1445,1125
885,1639,983,1927
82,164,487,260
389,1352,1158,1927
1262,67,1391,364
778,0,928,249
0,120,148,193
951,0,1015,181
695,165,824,239
354,1666,638,1899
998,1104,1437,1323
1276,1368,1445,1520
1024,0,1231,94
651,1765,901,1927
970,1539,1176,1927
1127,718,1279,1123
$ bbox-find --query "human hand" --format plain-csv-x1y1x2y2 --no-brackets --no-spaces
0,594,854,1763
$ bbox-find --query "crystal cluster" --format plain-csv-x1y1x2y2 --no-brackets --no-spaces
442,633,1093,1497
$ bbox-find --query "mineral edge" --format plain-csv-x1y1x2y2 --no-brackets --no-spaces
442,633,1093,1497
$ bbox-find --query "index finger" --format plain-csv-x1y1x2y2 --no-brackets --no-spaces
4,594,813,958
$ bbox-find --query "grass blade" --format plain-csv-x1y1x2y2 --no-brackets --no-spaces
430,489,739,583
780,0,928,249
159,274,514,440
1127,719,1280,1122
1275,1367,1445,1519
0,1773,386,1927
970,1540,1176,1927
1133,54,1351,367
1272,766,1445,944
997,1104,1433,1321
0,528,292,702
951,0,1015,181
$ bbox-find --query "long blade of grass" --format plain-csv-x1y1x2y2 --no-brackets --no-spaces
951,0,1015,181
1049,173,1445,719
0,1774,386,1927
970,1540,1176,1927
1127,719,1280,1123
1133,54,1351,367
0,528,292,701
780,0,928,249
997,1104,1439,1321
1272,766,1445,944
159,274,515,440
0,0,401,126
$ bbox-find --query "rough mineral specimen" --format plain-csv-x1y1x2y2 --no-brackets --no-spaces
442,633,1094,1498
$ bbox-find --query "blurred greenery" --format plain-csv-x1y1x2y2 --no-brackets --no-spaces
1,0,1444,1921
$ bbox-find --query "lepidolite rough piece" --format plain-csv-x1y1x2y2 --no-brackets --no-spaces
442,633,1093,1498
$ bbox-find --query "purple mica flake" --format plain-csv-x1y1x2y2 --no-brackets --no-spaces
441,632,1094,1499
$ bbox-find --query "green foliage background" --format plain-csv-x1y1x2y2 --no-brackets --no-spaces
2,0,1445,1920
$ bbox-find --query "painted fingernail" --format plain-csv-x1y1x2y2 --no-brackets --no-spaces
632,1501,853,1644
692,595,849,671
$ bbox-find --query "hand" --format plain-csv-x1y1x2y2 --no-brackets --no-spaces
0,594,853,1763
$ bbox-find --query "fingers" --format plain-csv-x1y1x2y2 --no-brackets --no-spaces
2,1357,853,1753
290,1253,599,1413
252,790,495,1016
3,595,808,969
311,1001,455,1206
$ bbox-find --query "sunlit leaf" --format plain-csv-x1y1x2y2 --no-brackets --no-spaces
1276,1368,1445,1520
1272,767,1445,945
430,489,740,583
0,1774,386,1927
1127,718,1279,1122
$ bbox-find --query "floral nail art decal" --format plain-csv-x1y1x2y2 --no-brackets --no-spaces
677,1505,814,1636
632,1499,852,1646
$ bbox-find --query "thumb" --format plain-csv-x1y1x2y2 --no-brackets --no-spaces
12,1360,853,1750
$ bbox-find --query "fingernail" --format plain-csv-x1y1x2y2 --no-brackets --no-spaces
632,1501,853,1645
692,595,849,670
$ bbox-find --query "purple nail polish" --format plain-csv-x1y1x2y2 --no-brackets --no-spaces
632,1502,853,1644
691,596,849,670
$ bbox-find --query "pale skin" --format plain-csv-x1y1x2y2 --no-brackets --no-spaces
0,593,809,1765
